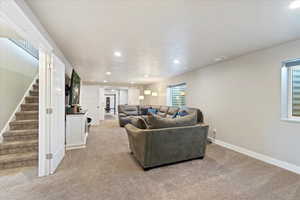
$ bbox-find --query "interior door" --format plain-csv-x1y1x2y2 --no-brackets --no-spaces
49,55,65,174
81,85,100,125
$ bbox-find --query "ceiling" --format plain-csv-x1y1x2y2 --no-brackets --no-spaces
26,0,300,84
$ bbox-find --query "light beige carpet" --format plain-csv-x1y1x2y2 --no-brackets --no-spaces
1,120,300,200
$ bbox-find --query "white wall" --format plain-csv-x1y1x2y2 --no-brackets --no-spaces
0,38,38,131
119,89,128,105
7,0,73,76
144,39,300,168
128,88,140,105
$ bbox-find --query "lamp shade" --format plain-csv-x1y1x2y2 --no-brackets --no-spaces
138,95,145,100
151,92,158,96
144,90,151,95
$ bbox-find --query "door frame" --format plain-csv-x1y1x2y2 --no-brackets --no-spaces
38,50,52,176
49,54,65,174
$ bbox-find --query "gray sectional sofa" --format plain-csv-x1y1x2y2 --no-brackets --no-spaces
118,105,204,126
118,105,209,170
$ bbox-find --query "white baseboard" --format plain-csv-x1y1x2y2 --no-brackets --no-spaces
208,137,300,175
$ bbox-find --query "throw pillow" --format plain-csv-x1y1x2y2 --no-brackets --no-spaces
148,108,157,114
178,110,189,117
172,112,178,118
130,117,148,129
157,111,167,118
147,112,197,129
140,107,149,115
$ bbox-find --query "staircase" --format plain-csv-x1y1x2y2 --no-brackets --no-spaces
0,80,39,170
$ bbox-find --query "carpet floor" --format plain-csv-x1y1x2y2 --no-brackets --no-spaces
1,120,300,200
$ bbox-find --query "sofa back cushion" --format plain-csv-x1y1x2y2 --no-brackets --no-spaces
147,112,197,129
150,105,160,110
159,106,169,113
124,105,139,111
130,117,148,129
185,107,204,123
166,106,179,118
157,106,169,117
119,105,139,115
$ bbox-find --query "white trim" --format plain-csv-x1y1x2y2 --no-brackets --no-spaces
0,75,38,142
66,143,86,151
38,50,51,177
281,60,300,122
281,117,300,123
0,0,52,51
208,137,300,175
281,64,289,119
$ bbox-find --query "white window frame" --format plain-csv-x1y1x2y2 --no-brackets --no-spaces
167,83,186,107
281,59,300,122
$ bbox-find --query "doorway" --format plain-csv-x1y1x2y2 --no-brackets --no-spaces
105,95,116,113
104,88,128,120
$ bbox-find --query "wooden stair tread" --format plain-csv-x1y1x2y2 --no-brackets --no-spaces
26,96,38,99
0,152,38,163
10,120,38,125
21,103,38,106
16,111,38,114
3,129,38,136
0,140,38,149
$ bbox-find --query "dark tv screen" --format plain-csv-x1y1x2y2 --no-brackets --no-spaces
69,70,81,105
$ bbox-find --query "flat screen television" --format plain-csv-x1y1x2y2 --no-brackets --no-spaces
69,70,81,105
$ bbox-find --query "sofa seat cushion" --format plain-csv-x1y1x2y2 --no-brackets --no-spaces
130,117,148,129
147,112,197,129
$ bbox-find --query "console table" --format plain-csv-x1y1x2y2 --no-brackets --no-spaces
66,111,89,150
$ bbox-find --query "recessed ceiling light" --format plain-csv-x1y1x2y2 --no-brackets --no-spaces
214,56,227,62
173,59,180,64
290,1,300,9
103,80,107,83
114,51,122,57
106,71,112,75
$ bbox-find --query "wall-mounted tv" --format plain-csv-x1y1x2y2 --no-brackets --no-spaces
69,70,81,105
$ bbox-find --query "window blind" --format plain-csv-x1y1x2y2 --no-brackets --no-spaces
292,66,300,116
169,83,186,107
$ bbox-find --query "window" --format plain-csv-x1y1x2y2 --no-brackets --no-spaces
291,65,300,116
9,39,39,59
167,83,186,107
281,59,300,121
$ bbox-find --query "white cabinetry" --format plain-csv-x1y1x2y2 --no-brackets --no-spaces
66,112,88,150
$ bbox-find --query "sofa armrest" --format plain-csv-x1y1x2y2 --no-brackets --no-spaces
119,113,127,117
125,124,150,165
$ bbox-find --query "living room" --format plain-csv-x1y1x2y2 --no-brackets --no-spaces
1,0,300,199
